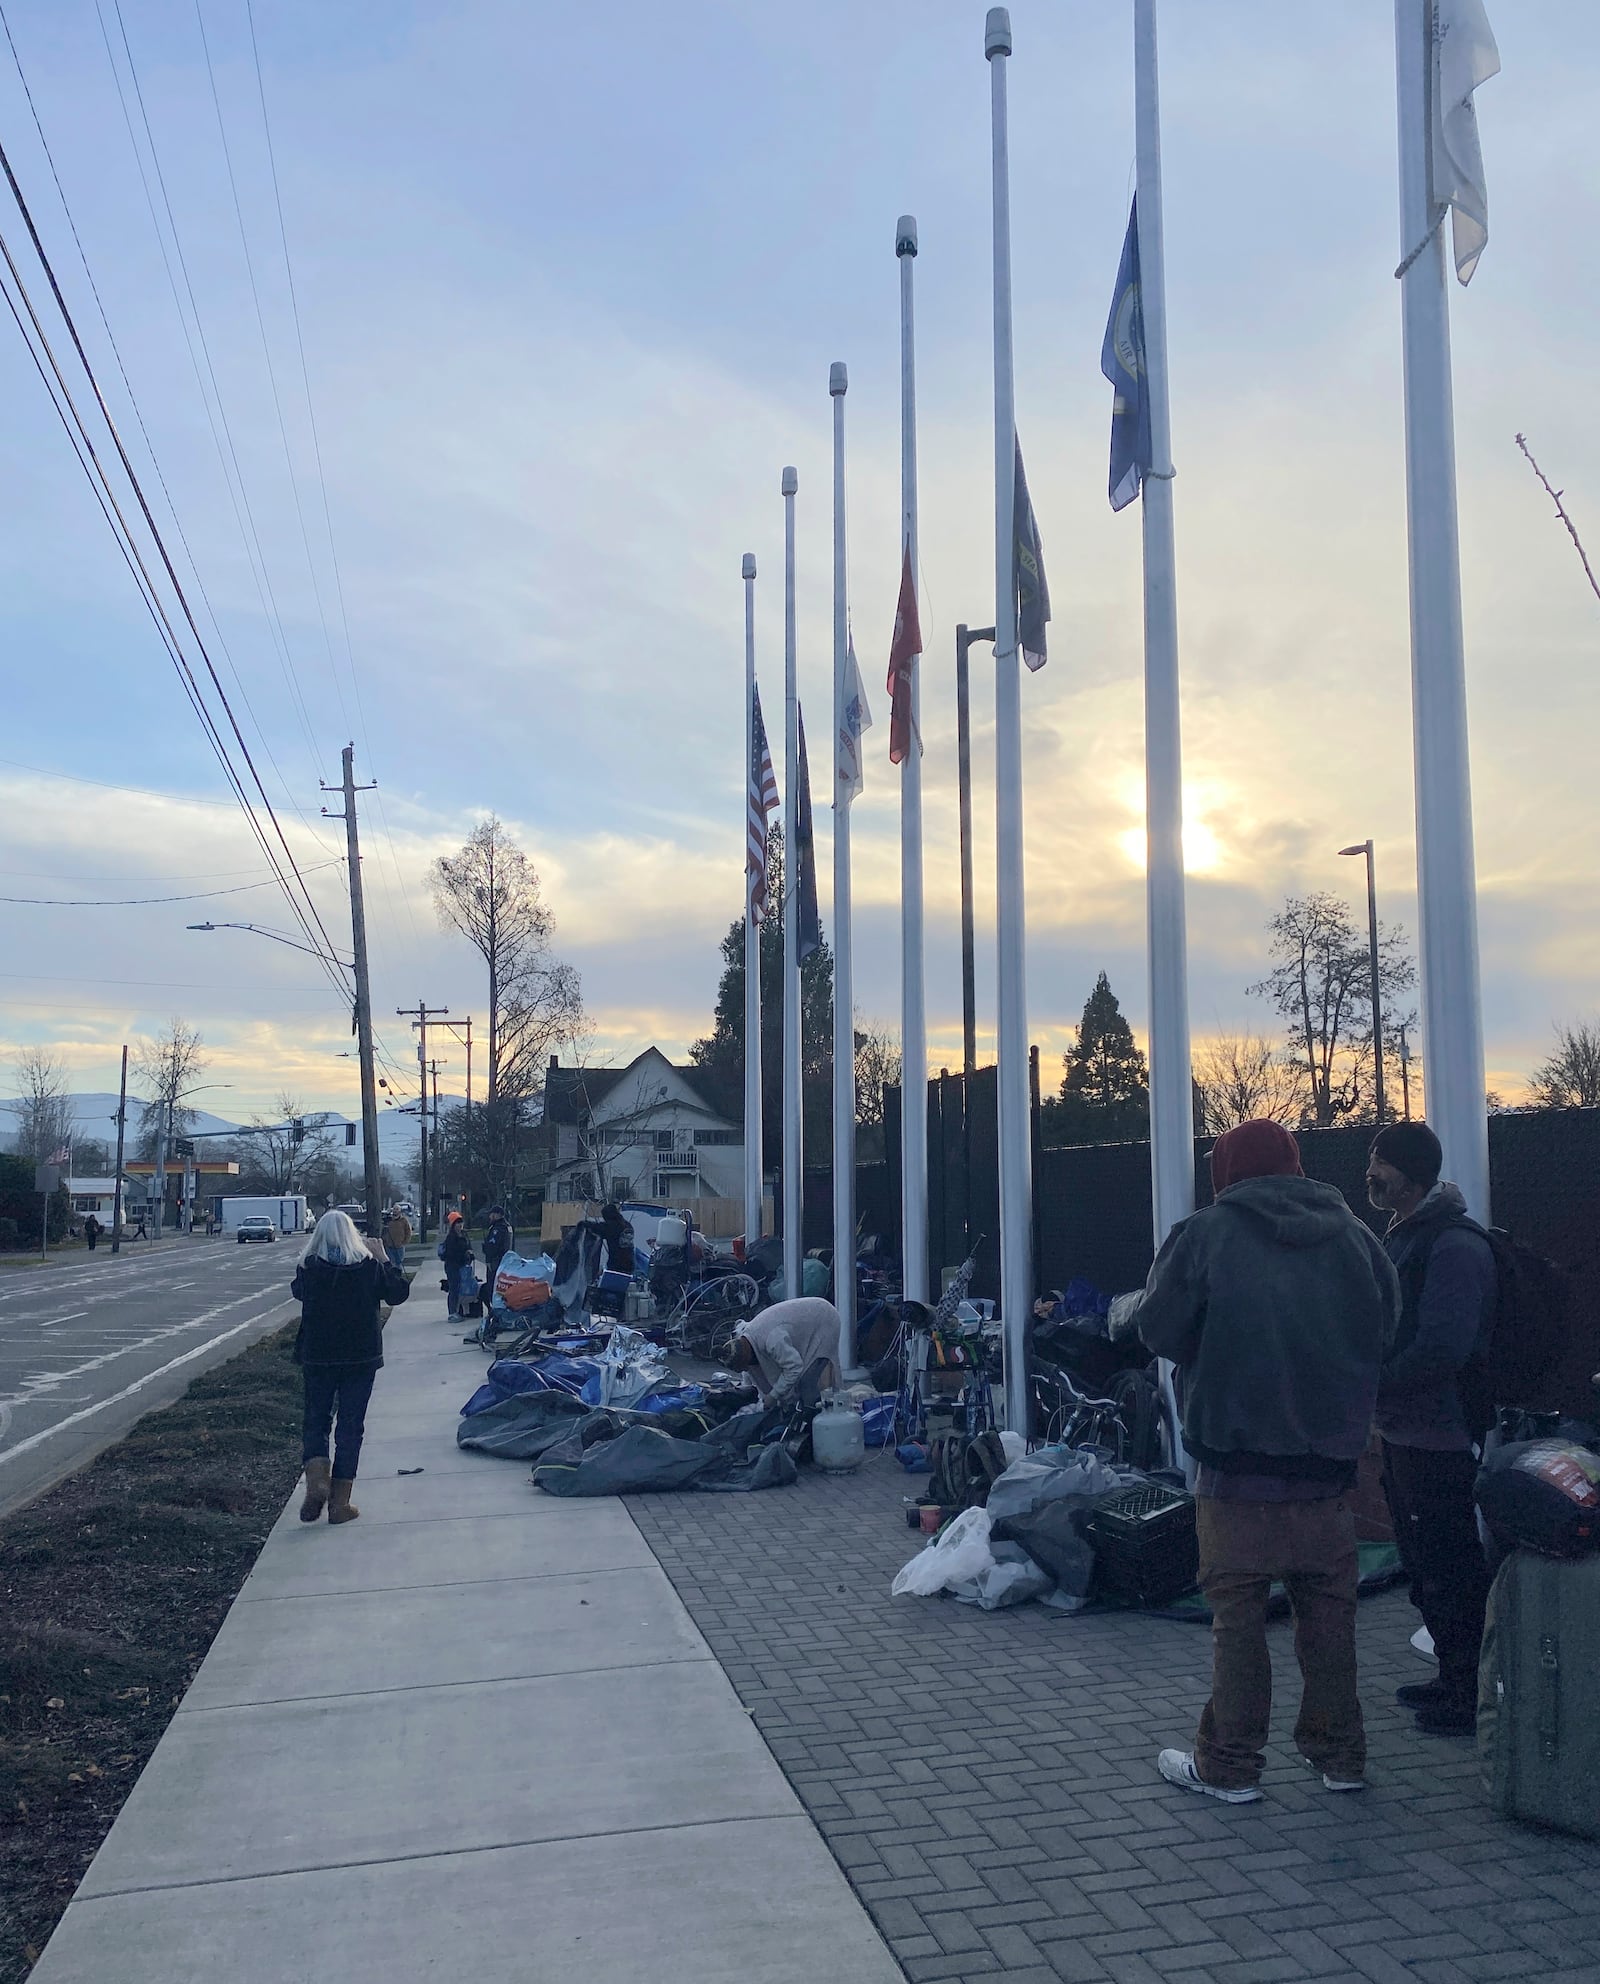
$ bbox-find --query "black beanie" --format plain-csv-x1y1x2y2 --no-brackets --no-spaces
1369,1121,1443,1190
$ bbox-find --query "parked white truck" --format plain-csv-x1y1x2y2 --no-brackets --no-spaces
218,1195,308,1238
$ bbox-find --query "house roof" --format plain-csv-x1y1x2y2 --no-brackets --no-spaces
544,1047,719,1126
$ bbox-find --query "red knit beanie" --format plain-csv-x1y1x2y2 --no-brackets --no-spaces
1211,1119,1304,1195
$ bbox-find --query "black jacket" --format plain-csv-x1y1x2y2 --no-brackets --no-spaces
291,1254,410,1369
1137,1175,1400,1475
484,1217,512,1264
441,1224,473,1272
1377,1183,1497,1449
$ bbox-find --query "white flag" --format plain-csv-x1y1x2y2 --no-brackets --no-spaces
1433,0,1500,285
837,633,873,804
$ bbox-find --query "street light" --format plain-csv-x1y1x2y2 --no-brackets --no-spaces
188,921,352,969
1338,841,1386,1126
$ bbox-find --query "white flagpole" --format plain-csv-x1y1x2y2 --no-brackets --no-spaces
1393,0,1490,1220
1134,0,1193,1250
742,551,764,1246
896,214,929,1309
830,362,856,1376
782,464,804,1297
986,8,1032,1438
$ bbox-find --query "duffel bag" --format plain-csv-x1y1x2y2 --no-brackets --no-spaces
1475,1441,1600,1560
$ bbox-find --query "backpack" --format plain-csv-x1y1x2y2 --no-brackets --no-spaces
1467,1223,1572,1422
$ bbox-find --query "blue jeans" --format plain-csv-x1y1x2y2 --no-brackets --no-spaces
302,1364,378,1480
385,1244,405,1270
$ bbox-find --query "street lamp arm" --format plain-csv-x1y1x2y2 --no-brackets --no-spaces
188,921,353,969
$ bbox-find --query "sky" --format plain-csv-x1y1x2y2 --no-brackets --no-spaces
1,0,1597,1128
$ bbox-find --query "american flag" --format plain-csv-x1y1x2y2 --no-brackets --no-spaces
46,1145,71,1167
747,683,779,925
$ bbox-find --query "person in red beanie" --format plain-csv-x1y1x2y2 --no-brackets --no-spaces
1135,1120,1400,1803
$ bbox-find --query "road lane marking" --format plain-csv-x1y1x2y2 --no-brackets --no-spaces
0,1298,295,1468
39,1311,89,1330
0,1288,290,1413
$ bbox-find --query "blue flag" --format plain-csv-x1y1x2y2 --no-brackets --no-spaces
1101,198,1152,512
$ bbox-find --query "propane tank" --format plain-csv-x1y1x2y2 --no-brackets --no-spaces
811,1393,866,1474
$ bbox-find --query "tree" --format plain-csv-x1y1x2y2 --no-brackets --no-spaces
1250,893,1416,1128
1048,972,1150,1146
431,816,585,1193
689,825,834,1172
132,1018,206,1159
10,1049,72,1162
853,1020,902,1164
1529,1021,1600,1109
233,1095,338,1195
1193,1029,1309,1136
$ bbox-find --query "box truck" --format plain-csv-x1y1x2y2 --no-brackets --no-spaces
219,1195,308,1238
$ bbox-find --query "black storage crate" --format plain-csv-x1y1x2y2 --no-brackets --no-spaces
1084,1481,1199,1607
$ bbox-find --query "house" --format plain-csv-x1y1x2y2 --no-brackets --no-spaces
66,1177,120,1218
542,1048,744,1206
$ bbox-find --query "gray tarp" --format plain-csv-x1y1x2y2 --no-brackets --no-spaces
455,1391,591,1459
531,1420,797,1497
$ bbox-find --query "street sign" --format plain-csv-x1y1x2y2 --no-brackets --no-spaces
34,1164,61,1195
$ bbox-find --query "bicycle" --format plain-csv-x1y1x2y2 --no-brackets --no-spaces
662,1271,761,1362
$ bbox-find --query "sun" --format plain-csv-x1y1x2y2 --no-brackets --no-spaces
1118,817,1223,876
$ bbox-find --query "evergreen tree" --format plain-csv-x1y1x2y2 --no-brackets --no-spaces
688,826,834,1171
1051,971,1150,1146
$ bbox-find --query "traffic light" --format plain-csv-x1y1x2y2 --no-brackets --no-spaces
174,1137,196,1158
345,1123,357,1147
291,1119,305,1144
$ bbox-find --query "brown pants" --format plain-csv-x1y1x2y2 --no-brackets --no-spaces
1193,1493,1364,1790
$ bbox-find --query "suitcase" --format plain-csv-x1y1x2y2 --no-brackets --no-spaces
1479,1548,1600,1838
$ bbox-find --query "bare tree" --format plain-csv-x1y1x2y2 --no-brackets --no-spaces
10,1048,73,1162
1515,434,1600,607
1193,1030,1309,1136
132,1018,207,1158
1250,893,1416,1128
853,1020,902,1132
1530,1021,1600,1110
234,1094,338,1195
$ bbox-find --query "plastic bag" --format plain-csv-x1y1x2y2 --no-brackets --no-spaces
949,1541,1054,1611
891,1506,995,1598
494,1251,557,1312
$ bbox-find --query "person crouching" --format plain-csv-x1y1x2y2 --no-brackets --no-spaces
293,1209,410,1524
725,1296,843,1404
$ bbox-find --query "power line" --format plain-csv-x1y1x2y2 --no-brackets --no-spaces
1,867,341,906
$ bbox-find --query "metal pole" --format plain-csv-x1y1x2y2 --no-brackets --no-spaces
955,626,993,1084
781,465,803,1298
1393,0,1489,1218
153,1096,169,1242
111,1042,128,1254
830,360,856,1377
1365,841,1386,1125
897,213,929,1308
1134,0,1194,1253
334,745,384,1233
987,7,1032,1439
742,552,764,1244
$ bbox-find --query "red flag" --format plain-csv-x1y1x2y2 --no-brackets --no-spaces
885,543,922,766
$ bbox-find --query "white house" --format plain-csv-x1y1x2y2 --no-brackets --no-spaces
543,1048,745,1206
66,1176,120,1217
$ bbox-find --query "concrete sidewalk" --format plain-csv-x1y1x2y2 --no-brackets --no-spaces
31,1287,904,1983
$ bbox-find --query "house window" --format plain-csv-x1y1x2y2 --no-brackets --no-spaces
693,1130,737,1147
654,1130,675,1151
609,1176,632,1201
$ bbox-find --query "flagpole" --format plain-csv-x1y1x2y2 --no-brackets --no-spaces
743,551,764,1246
782,464,804,1297
986,8,1031,1439
896,214,929,1309
830,363,857,1375
1134,0,1193,1251
1393,0,1489,1222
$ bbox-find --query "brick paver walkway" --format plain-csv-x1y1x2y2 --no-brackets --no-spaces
629,1454,1600,1984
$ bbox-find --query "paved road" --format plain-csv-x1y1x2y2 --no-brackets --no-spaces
0,1237,300,1521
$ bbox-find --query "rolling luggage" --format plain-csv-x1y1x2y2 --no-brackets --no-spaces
1479,1548,1600,1839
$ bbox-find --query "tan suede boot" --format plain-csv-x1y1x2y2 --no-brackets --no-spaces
327,1477,360,1524
299,1457,332,1523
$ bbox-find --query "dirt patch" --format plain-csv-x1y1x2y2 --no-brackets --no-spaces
0,1325,303,1976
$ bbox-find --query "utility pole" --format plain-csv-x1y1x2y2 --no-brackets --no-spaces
322,745,383,1233
111,1043,128,1254
429,1058,445,1223
397,1003,447,1241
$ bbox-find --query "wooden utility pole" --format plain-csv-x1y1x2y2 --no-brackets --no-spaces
322,746,382,1233
397,1002,447,1241
111,1043,129,1254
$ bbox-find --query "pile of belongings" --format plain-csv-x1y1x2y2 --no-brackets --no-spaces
458,1371,799,1496
460,1333,693,1423
892,1446,1162,1612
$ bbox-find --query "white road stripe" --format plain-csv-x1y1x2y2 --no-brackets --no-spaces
39,1311,89,1330
0,1298,295,1468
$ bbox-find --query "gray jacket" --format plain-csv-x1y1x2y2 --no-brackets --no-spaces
739,1298,842,1402
1137,1175,1400,1475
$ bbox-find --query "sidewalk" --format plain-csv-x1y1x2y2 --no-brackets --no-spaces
29,1286,905,1983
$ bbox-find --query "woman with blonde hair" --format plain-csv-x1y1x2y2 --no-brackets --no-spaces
291,1209,410,1524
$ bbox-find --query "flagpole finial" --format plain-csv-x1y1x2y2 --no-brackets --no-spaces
896,214,917,257
829,361,847,397
781,466,797,496
985,7,1011,58
742,553,756,580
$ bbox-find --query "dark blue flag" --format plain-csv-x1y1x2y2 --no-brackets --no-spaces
1101,198,1152,512
795,705,821,963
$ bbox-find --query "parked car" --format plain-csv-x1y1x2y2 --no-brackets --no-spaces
236,1217,277,1245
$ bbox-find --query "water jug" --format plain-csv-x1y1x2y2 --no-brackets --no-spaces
812,1394,866,1474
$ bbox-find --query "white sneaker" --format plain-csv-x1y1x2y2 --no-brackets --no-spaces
1300,1753,1366,1793
1157,1748,1263,1803
1410,1625,1436,1660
